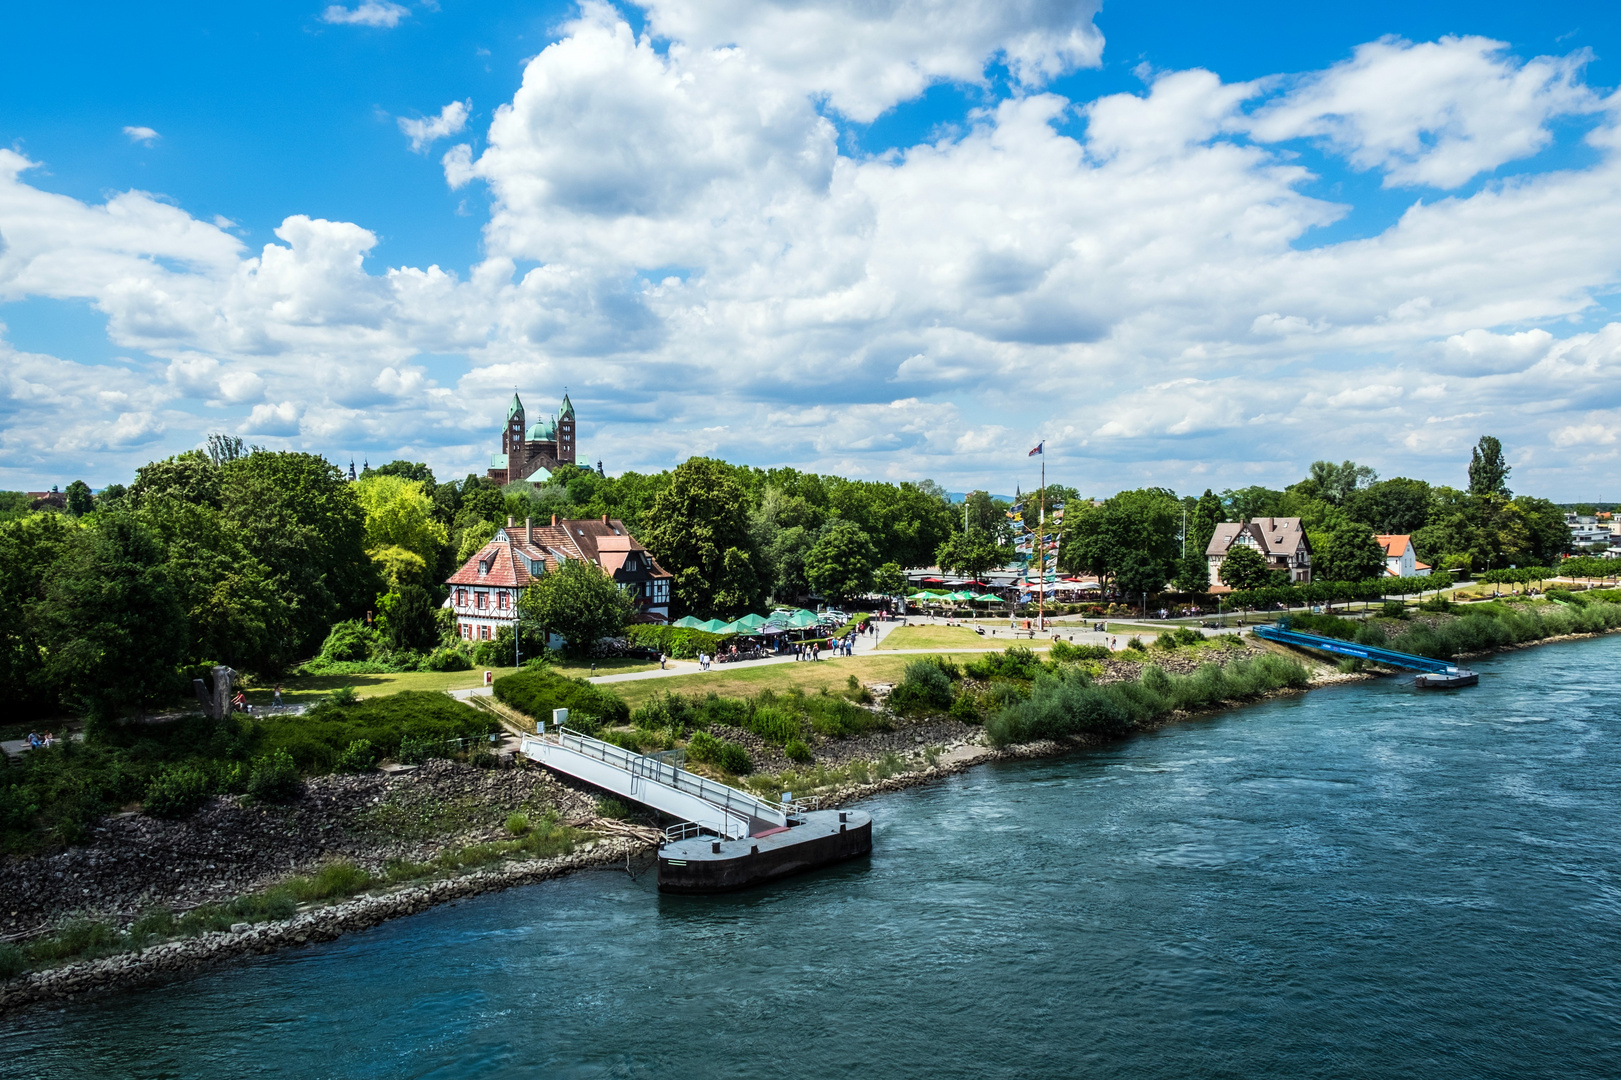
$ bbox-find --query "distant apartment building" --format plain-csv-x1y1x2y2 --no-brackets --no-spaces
1565,512,1611,551
1206,517,1312,585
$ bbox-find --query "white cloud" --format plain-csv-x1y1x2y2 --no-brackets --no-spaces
1248,36,1601,188
123,126,160,146
320,2,409,28
8,12,1621,497
398,100,470,153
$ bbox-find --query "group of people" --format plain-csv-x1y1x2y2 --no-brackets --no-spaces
790,633,857,661
24,730,58,750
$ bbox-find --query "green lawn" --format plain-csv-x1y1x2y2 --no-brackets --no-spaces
246,658,660,707
875,624,1011,650
605,654,922,709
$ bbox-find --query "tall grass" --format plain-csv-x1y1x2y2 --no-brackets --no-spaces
1392,601,1621,659
986,654,1309,747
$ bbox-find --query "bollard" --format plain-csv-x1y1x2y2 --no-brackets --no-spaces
711,841,721,854
839,812,846,823
751,845,759,855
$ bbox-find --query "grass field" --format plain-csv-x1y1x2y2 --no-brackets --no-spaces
245,658,662,706
875,625,1008,650
603,654,924,709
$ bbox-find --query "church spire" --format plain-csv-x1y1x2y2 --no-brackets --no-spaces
507,388,524,421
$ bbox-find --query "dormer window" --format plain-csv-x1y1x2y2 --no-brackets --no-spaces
478,560,489,576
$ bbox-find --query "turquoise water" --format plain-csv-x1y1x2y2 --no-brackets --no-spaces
5,637,1620,1078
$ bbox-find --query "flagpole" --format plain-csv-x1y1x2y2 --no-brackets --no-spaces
1038,450,1045,634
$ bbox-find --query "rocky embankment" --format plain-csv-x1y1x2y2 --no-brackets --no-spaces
0,836,646,1013
0,759,602,940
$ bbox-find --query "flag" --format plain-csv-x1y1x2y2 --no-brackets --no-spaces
1028,441,1044,456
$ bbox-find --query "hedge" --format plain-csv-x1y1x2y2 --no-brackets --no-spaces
492,667,630,730
626,624,738,659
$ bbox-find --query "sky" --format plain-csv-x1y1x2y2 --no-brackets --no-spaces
3,0,1621,499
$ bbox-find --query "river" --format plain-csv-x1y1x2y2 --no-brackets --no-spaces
4,637,1619,1078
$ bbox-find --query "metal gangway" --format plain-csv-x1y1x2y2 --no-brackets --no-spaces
1253,622,1465,675
519,725,788,840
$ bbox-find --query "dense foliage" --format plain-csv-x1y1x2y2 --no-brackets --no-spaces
491,666,630,730
520,557,635,658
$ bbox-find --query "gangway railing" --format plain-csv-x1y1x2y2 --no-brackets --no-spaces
519,727,788,839
1253,623,1461,674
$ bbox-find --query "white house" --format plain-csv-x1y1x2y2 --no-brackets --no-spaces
1207,517,1312,585
1374,534,1430,578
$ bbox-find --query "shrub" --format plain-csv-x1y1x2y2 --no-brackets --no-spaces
317,620,378,663
625,624,737,659
425,646,473,672
0,943,27,980
246,750,302,803
632,692,694,734
1153,631,1179,651
949,692,984,723
1124,636,1146,653
289,861,372,901
397,735,435,764
142,764,210,819
334,739,376,774
492,667,629,730
1049,640,1110,662
744,702,803,745
785,738,812,763
257,692,493,771
505,813,532,835
887,658,957,715
686,730,722,765
595,797,631,820
1381,600,1408,619
1546,588,1586,607
327,685,358,707
874,751,903,779
1286,613,1357,640
718,742,752,775
964,647,1045,681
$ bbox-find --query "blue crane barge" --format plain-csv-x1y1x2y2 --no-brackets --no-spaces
1253,622,1478,688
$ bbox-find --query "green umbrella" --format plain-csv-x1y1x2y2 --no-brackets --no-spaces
976,593,1003,603
698,618,729,633
735,613,767,629
673,615,704,629
788,609,820,628
948,591,975,601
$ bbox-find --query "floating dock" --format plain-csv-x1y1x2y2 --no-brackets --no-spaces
1254,621,1477,689
519,725,871,893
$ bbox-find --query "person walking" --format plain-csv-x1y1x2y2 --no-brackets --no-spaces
659,651,667,670
273,684,283,708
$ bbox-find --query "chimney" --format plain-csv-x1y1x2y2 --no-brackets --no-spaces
551,514,557,527
525,516,533,544
602,514,609,525
506,515,514,528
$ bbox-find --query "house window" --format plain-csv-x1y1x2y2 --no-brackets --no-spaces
461,623,470,639
456,589,466,606
498,592,509,611
480,625,490,641
476,592,488,610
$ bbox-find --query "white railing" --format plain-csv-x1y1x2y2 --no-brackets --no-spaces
553,727,788,829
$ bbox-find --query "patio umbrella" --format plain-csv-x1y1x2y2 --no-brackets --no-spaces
976,593,1003,602
734,613,767,629
698,618,729,633
673,615,704,629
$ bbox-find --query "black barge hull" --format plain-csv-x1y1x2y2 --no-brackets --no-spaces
658,809,872,894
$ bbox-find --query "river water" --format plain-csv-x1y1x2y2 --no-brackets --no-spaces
5,637,1619,1078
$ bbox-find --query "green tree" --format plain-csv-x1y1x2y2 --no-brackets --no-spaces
0,512,75,716
1302,460,1378,505
129,450,221,509
1222,485,1285,522
873,561,906,597
42,513,188,723
1313,523,1387,582
1060,489,1180,600
1468,435,1511,498
356,473,449,586
64,480,94,517
219,452,373,656
641,458,763,618
377,584,439,653
935,528,1014,586
805,520,879,600
520,558,635,658
1346,477,1432,535
1217,544,1271,591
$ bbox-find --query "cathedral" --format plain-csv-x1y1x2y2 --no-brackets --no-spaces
486,390,576,485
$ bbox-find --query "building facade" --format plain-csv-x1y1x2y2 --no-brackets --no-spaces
1206,517,1312,585
1374,534,1430,577
444,515,673,644
487,391,576,485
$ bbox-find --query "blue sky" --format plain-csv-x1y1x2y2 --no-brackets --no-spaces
3,1,1621,499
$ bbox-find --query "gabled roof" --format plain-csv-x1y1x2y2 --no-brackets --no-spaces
1376,534,1412,558
559,393,574,418
1206,522,1249,557
507,393,524,421
444,517,671,590
1207,518,1309,557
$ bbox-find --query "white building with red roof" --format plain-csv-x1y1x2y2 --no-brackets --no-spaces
445,515,673,643
1374,534,1430,577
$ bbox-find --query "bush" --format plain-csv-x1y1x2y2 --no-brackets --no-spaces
686,730,722,764
492,667,629,730
425,645,473,672
327,685,358,707
245,750,302,803
1381,600,1408,619
595,798,631,820
334,739,376,774
949,692,984,724
887,658,957,715
718,742,752,775
0,943,26,980
317,620,377,663
505,813,532,835
625,624,737,659
142,764,210,819
1286,613,1357,640
1124,637,1146,652
785,738,812,763
964,647,1045,681
632,692,695,734
986,654,1309,746
1049,640,1111,662
1546,588,1587,607
257,692,494,771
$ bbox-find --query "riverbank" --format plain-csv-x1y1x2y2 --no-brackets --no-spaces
7,624,1611,1014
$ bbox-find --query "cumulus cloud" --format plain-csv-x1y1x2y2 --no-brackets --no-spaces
122,126,160,146
321,2,409,28
398,100,470,153
7,8,1621,496
1248,36,1601,188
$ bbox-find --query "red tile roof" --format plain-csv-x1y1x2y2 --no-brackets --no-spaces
443,518,670,588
